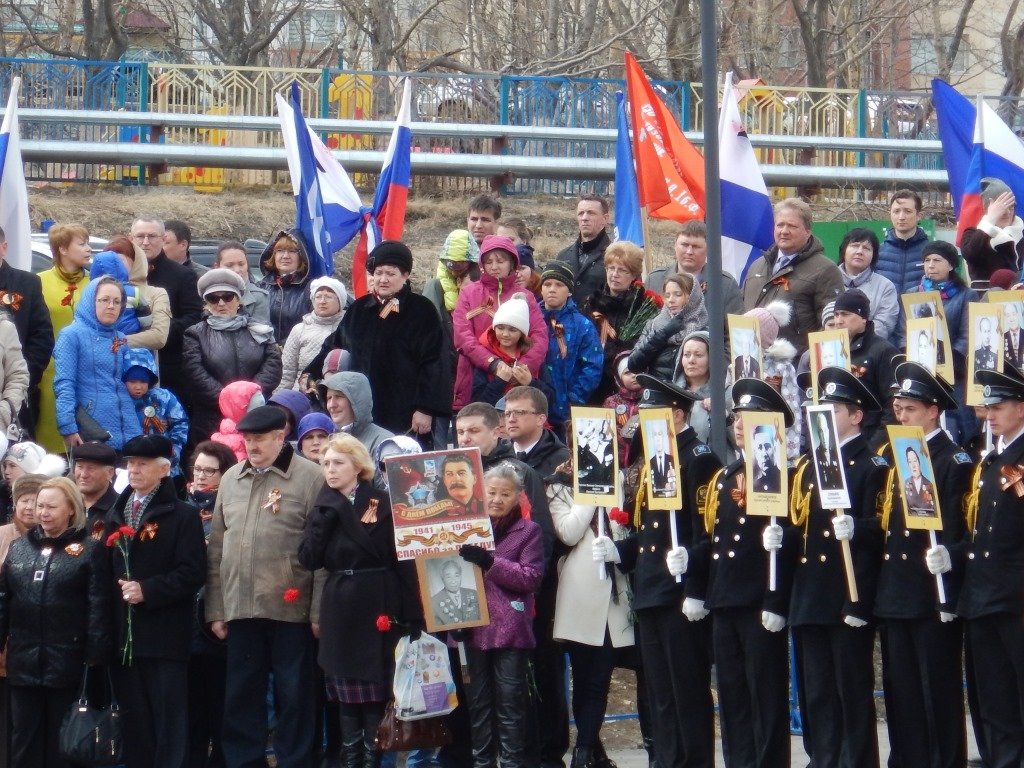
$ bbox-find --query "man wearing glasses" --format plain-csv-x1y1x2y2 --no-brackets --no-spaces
130,216,203,409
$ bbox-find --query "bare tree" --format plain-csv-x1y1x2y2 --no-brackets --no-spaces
193,0,302,65
5,0,128,60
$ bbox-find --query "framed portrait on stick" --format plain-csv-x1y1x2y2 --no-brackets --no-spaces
905,317,940,376
992,298,1024,372
886,424,948,603
639,408,682,510
570,407,619,506
966,303,1004,406
742,410,788,591
728,314,763,381
416,553,490,633
808,329,851,403
901,291,953,384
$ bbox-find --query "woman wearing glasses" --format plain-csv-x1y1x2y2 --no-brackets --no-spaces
183,269,282,445
276,277,348,393
52,275,143,450
257,230,314,343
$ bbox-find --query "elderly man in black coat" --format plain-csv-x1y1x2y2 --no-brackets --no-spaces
105,435,205,768
305,241,452,448
0,225,53,434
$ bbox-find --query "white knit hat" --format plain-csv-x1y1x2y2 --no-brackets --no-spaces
492,293,531,336
309,276,348,307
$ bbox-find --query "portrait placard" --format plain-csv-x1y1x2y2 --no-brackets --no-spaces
639,408,682,510
805,404,850,510
742,411,788,517
886,425,943,531
570,407,619,506
993,298,1024,372
966,303,1004,406
901,291,953,384
385,448,495,561
808,329,851,403
984,289,1024,303
415,553,490,633
728,314,763,381
906,317,940,375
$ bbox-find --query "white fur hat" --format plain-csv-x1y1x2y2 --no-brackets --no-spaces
492,292,531,336
5,441,67,478
309,276,348,308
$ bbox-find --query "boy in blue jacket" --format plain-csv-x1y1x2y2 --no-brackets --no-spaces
539,262,603,437
122,348,188,475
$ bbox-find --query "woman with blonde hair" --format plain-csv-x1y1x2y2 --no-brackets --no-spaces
299,433,420,768
0,475,109,768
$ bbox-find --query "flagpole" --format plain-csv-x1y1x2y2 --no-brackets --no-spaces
701,0,727,458
640,205,652,276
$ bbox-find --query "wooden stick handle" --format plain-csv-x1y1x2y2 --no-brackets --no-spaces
840,539,859,603
597,508,607,581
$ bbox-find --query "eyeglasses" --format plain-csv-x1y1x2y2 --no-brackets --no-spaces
504,409,539,420
274,248,300,256
205,292,238,305
606,265,633,276
132,233,160,241
193,466,220,477
313,293,337,302
96,297,122,306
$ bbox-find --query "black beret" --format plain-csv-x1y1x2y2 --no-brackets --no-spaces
236,405,288,434
72,441,118,467
122,434,174,460
367,240,413,274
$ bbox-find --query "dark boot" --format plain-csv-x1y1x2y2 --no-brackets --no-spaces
361,705,383,768
570,746,595,768
593,741,616,768
641,738,659,768
339,710,363,768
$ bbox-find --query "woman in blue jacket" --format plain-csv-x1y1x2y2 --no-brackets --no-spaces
53,276,142,450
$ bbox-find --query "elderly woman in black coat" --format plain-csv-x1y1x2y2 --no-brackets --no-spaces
183,268,283,443
299,433,421,768
0,476,110,768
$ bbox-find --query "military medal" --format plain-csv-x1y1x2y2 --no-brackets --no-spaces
263,488,282,513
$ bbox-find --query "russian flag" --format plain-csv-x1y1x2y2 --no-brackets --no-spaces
612,91,644,247
0,77,31,272
933,79,1024,243
353,78,413,296
276,83,366,279
718,72,774,283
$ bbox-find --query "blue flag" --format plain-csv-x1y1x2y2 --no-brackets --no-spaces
613,92,644,246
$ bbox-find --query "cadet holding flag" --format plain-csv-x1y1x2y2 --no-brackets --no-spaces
788,367,888,768
874,362,972,767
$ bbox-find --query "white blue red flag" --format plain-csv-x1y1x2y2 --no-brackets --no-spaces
933,78,1024,243
276,78,413,293
0,77,30,272
353,78,413,296
613,92,644,246
718,72,773,283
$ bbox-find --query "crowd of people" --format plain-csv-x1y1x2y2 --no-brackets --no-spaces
0,180,1018,768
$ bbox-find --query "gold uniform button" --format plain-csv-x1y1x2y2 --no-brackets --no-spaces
653,521,659,528
984,552,990,558
639,547,645,553
901,554,908,560
884,554,890,560
650,545,657,553
823,530,830,538
734,534,741,541
739,517,746,524
968,553,976,559
640,525,646,531
713,553,720,560
728,551,736,558
714,536,720,543
904,530,910,537
800,557,808,564
820,555,827,562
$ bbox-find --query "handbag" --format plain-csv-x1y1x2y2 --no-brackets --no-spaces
58,666,123,766
76,405,112,443
375,699,452,751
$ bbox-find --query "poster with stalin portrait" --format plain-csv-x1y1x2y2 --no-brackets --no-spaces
384,448,495,561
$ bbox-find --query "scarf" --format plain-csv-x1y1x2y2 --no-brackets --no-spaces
207,314,276,344
921,277,959,300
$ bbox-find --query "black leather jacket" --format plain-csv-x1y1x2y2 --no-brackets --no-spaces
0,526,110,687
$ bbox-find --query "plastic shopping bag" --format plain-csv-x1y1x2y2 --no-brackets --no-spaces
393,632,458,721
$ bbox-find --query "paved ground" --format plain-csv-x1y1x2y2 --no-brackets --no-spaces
600,720,983,767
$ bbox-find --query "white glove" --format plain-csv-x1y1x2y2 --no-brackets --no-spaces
940,611,957,623
832,514,854,542
665,547,689,577
591,535,620,564
762,523,783,552
761,610,786,632
682,597,709,622
925,545,951,575
843,615,867,628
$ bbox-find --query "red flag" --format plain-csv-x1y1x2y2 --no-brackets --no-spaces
624,53,705,221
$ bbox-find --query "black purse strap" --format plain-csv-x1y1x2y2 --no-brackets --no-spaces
76,665,120,711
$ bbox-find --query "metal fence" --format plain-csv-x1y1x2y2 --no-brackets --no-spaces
0,56,975,198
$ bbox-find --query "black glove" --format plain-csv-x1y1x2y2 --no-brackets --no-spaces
459,544,494,570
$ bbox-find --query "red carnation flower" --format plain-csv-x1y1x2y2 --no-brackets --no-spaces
376,614,392,632
609,507,630,527
105,531,120,548
283,588,300,603
118,525,135,537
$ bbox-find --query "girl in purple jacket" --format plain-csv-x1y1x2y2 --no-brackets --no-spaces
456,463,544,768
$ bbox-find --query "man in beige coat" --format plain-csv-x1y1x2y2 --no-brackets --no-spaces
742,198,844,355
204,405,324,768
